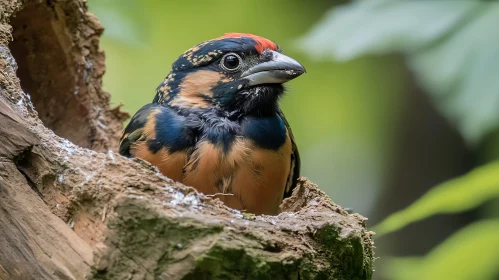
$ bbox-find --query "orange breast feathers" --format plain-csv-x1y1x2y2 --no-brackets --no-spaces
183,135,292,215
131,127,293,215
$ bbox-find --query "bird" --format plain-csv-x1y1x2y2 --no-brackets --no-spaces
119,33,305,215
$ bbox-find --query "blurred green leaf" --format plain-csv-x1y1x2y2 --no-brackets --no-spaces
384,220,499,280
88,0,148,47
298,1,479,60
299,1,499,143
373,162,499,236
409,4,499,144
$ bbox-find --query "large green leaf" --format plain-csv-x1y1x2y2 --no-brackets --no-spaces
373,161,499,236
298,1,479,60
298,1,499,143
384,220,499,280
409,4,499,144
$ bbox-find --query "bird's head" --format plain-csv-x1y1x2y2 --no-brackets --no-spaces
153,33,305,117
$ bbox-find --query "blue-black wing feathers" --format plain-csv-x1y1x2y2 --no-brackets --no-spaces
278,108,300,199
119,103,159,157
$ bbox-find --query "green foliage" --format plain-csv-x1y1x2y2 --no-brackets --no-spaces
299,0,499,144
384,220,499,280
373,161,499,235
371,160,499,279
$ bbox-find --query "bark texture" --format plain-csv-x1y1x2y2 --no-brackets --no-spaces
0,1,374,279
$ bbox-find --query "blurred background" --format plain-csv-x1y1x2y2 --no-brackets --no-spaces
88,1,499,279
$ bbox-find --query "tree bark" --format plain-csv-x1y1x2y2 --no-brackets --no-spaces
0,1,374,279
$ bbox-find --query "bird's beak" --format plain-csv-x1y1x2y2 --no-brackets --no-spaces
241,50,305,86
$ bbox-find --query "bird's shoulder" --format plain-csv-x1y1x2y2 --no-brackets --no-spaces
119,103,157,157
119,103,198,157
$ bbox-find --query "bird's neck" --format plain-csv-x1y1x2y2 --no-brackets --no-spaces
225,85,284,118
166,103,279,123
228,103,279,119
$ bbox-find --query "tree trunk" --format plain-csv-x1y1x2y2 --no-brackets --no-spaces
0,1,374,279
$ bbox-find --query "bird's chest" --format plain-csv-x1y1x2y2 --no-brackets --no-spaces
181,114,291,214
198,114,288,151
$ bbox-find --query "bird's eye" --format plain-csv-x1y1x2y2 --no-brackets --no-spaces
220,53,242,72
